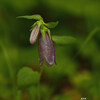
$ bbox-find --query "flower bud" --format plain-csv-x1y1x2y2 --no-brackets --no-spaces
30,24,39,44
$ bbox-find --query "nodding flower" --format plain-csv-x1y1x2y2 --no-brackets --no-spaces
30,24,40,44
38,31,56,66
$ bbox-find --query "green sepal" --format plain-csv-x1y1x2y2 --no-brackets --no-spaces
30,22,37,31
30,21,42,31
40,28,45,40
40,25,51,40
47,28,51,40
45,21,59,28
17,14,43,20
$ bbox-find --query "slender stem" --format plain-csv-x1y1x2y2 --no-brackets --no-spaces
37,67,43,100
75,27,100,57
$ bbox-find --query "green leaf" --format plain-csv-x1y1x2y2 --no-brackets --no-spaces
17,67,40,89
52,36,77,44
17,14,43,20
45,21,59,28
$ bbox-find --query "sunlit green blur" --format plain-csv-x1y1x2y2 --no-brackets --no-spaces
0,0,100,100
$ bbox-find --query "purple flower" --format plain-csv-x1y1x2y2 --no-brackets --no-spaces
30,24,39,44
38,31,56,66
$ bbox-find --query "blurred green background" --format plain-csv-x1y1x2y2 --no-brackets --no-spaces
0,0,100,100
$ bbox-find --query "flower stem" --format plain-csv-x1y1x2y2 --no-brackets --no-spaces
37,67,43,100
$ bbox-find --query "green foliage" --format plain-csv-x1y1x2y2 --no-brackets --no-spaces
52,36,77,44
17,15,43,20
45,21,59,28
17,67,40,89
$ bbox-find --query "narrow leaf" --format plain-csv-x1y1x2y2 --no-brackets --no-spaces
52,36,77,44
17,15,43,20
76,27,100,56
45,21,59,28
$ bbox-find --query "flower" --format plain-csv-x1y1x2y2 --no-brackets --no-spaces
30,24,40,44
38,31,56,66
